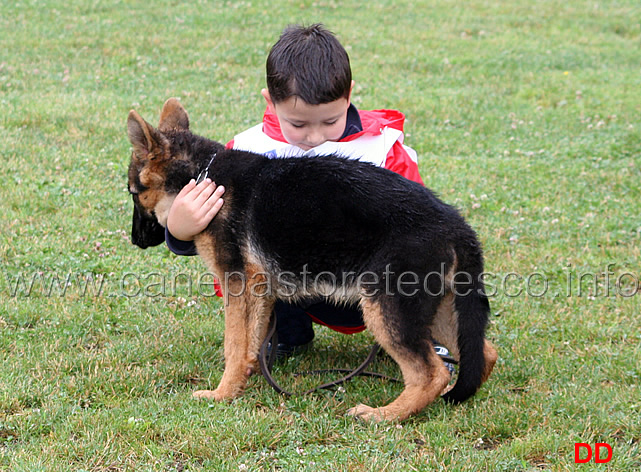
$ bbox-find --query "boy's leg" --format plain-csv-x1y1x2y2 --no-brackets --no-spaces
305,301,364,331
274,301,315,356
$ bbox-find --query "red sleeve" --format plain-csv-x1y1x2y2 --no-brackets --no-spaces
384,141,424,186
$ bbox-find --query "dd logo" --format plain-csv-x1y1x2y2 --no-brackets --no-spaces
574,443,613,464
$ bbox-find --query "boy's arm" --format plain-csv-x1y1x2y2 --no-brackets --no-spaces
165,228,198,256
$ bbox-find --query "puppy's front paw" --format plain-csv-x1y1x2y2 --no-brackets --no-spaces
193,388,236,401
346,404,388,422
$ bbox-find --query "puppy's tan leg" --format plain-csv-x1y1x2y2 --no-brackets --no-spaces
482,340,498,383
431,293,498,390
244,271,276,376
193,270,276,400
193,289,251,401
430,293,460,360
429,293,459,396
347,299,450,422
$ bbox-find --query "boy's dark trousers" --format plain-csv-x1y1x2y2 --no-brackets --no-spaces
274,300,365,346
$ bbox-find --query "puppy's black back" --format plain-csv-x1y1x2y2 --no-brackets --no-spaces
207,152,474,272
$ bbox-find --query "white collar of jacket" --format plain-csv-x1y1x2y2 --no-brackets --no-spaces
232,122,404,167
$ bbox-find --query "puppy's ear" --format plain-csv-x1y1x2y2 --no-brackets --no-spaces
159,97,190,132
127,110,168,160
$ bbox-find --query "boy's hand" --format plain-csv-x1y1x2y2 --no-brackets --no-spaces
167,179,225,241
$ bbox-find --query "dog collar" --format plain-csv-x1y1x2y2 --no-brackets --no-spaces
195,152,217,184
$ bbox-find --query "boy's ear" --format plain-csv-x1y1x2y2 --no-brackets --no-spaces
159,97,190,132
261,88,276,114
127,110,169,160
347,80,355,104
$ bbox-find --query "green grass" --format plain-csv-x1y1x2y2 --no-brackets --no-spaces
1,0,640,470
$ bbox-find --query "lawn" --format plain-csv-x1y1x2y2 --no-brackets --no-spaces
1,0,640,470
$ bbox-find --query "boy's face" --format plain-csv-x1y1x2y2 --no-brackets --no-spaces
262,87,352,151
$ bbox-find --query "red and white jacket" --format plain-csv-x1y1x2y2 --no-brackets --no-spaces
227,105,424,185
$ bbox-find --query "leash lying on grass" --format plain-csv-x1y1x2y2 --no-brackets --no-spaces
258,313,459,396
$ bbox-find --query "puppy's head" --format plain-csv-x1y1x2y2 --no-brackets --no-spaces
126,98,190,248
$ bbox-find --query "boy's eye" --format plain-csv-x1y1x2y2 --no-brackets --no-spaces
291,123,305,129
324,120,338,126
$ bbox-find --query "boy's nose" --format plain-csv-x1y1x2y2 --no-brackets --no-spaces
306,130,325,148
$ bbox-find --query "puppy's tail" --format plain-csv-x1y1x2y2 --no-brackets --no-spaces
441,280,493,404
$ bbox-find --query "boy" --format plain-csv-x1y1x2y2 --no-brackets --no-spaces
166,24,429,358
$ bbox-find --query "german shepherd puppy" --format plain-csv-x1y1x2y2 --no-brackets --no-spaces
126,98,497,421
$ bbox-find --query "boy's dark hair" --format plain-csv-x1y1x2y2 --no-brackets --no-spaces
266,24,352,105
